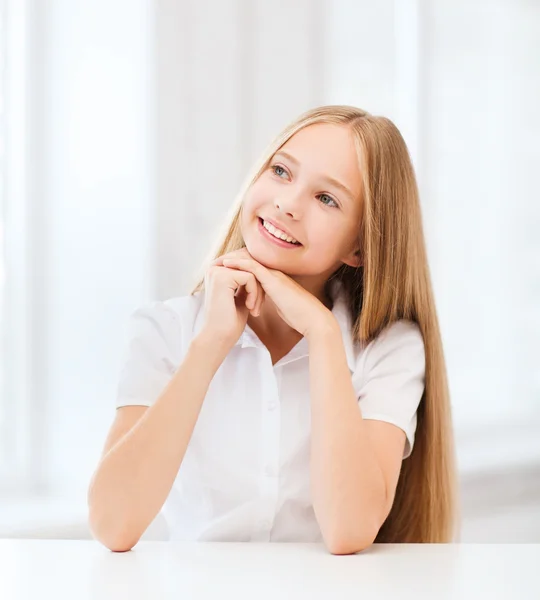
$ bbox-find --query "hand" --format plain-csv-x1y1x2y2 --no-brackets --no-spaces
213,254,335,338
209,246,268,315
200,249,265,349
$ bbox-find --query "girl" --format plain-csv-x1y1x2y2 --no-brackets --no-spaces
87,105,459,554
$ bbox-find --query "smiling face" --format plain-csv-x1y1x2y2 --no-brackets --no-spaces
240,123,364,292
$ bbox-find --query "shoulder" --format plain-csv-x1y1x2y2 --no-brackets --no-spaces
131,290,203,324
351,320,426,460
370,319,424,354
126,291,205,348
162,291,204,328
352,319,425,386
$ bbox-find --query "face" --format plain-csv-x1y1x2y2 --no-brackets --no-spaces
240,123,363,292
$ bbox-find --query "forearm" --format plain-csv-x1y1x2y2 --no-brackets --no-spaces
307,321,387,553
88,332,228,550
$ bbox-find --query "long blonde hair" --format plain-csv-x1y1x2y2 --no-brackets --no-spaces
190,105,459,543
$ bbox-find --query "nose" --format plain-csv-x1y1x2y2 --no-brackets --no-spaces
274,191,302,219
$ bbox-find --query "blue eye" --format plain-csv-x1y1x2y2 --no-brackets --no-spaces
317,194,338,208
271,164,287,178
270,164,339,209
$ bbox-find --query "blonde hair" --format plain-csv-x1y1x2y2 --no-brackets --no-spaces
190,105,460,543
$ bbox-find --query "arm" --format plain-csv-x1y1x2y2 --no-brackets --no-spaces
87,332,228,552
307,320,407,555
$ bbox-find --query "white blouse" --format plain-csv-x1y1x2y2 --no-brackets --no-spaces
115,281,426,542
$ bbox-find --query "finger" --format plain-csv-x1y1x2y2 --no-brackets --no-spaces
233,271,264,316
222,260,272,316
222,258,271,292
252,283,265,316
210,256,228,268
211,247,252,267
256,289,266,316
247,277,265,316
233,270,259,311
245,274,260,312
210,265,246,299
248,284,262,317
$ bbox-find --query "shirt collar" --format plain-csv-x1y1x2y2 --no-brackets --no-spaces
192,278,357,372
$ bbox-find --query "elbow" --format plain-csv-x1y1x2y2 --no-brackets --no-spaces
88,508,141,553
90,522,141,553
103,537,139,553
323,521,379,556
319,495,389,555
87,490,142,552
326,536,375,556
99,523,141,552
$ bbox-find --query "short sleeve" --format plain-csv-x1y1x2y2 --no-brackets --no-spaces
352,320,426,459
115,301,182,408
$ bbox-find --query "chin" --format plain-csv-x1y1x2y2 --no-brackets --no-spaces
245,245,277,268
243,220,301,273
243,243,278,269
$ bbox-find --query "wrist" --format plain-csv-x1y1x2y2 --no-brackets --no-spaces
305,312,340,342
192,328,234,357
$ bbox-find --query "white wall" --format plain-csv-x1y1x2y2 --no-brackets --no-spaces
425,0,539,432
43,0,153,497
154,0,325,300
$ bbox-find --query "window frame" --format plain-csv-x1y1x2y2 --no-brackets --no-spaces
0,0,46,495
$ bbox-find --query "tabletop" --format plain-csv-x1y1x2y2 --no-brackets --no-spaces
0,539,538,599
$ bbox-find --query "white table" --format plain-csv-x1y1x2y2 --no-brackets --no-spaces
0,539,538,599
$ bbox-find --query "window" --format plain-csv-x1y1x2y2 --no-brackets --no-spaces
0,0,38,493
0,0,6,473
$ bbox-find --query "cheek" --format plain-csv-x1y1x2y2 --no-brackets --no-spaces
240,193,264,246
245,185,266,211
240,194,261,227
240,192,257,226
309,221,351,253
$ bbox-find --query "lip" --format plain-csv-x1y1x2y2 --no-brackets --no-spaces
258,217,300,244
257,217,302,249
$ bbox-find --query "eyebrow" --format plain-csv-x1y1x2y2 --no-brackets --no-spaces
273,150,356,201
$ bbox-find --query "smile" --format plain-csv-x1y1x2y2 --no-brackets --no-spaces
258,217,302,248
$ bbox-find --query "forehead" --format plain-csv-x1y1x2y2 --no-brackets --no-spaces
276,123,363,199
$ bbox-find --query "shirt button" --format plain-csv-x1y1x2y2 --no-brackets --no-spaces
264,466,275,478
267,401,277,411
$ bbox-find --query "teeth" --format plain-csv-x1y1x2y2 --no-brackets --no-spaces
262,220,299,244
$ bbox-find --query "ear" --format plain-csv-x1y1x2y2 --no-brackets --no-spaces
341,248,363,268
